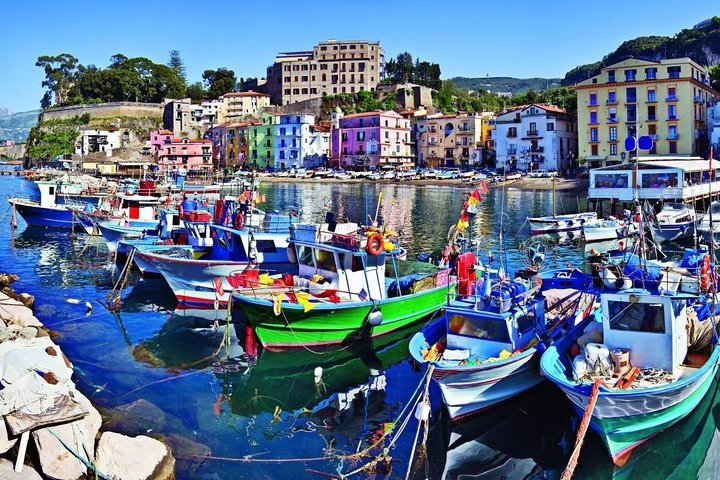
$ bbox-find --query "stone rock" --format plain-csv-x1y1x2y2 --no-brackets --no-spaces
0,418,18,454
162,433,210,475
0,458,43,479
95,432,175,480
0,293,43,328
103,398,184,434
0,288,34,309
32,390,102,480
0,273,19,286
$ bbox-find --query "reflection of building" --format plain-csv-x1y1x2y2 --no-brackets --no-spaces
588,156,720,205
494,104,576,173
265,39,384,106
576,57,719,168
331,110,412,169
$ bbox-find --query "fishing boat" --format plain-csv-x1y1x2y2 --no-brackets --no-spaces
409,254,597,421
654,202,698,243
582,217,636,243
540,277,720,465
528,178,597,234
134,208,298,306
7,180,106,229
230,220,455,349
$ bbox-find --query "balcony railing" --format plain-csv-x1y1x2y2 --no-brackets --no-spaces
529,146,544,153
647,116,657,121
526,130,539,136
646,97,657,103
606,99,618,105
458,127,470,132
606,117,618,124
694,96,704,103
668,116,677,121
667,133,679,140
666,96,678,102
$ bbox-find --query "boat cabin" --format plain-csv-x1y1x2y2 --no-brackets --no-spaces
116,194,161,222
290,223,387,301
445,296,545,358
601,293,687,378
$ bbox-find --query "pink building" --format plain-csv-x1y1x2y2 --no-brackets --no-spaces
150,129,213,174
331,110,413,169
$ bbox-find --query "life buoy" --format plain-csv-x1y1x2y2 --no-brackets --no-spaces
233,213,245,230
178,204,184,218
367,232,384,256
700,255,711,291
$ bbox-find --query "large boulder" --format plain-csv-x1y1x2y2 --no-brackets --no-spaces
0,293,42,328
0,419,18,454
32,391,102,480
0,458,43,480
95,432,175,480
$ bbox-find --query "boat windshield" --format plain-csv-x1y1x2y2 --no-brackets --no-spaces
607,301,665,333
448,313,511,343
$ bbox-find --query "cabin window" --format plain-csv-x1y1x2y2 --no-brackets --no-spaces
516,310,536,334
49,186,55,195
641,172,678,188
297,245,314,267
314,249,337,272
607,301,665,334
593,173,627,188
255,240,277,253
448,314,511,342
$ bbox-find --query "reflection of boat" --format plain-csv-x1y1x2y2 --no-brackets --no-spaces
425,383,572,480
226,322,417,416
541,288,720,465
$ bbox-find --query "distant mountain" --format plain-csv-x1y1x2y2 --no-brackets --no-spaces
0,107,10,117
0,110,40,142
450,76,562,95
563,17,720,85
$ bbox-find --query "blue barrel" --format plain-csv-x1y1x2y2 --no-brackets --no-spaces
181,200,198,211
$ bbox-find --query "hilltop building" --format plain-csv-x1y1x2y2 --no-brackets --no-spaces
575,57,718,167
493,104,577,173
266,40,384,106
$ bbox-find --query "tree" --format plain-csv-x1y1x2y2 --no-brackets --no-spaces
187,82,206,103
709,64,720,91
167,50,187,84
109,54,128,68
36,53,79,107
202,68,237,99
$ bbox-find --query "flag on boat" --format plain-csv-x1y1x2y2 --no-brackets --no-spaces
478,180,489,194
358,288,368,301
212,277,225,297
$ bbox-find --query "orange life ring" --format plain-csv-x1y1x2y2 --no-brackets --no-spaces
701,256,711,291
233,213,245,230
367,232,384,256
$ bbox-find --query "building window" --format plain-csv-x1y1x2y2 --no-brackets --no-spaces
645,67,657,80
647,89,656,102
608,70,616,82
667,66,681,79
669,141,677,153
610,143,617,155
668,104,677,120
301,88,308,94
591,144,598,156
284,76,290,82
624,69,637,81
626,87,636,103
608,107,617,122
609,126,617,141
626,105,637,122
667,87,677,101
590,127,598,142
668,124,678,140
589,93,597,106
547,122,554,131
301,76,308,81
357,131,365,141
607,91,617,104
293,88,299,94
590,111,598,124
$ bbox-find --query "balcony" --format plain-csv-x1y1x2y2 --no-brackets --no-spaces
529,146,544,153
647,115,657,122
667,133,680,140
694,95,705,104
588,100,599,106
666,96,678,102
667,116,677,121
606,99,618,105
606,117,619,124
458,127,470,132
526,130,539,136
646,98,657,103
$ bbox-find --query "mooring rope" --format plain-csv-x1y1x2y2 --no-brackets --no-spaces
562,377,602,479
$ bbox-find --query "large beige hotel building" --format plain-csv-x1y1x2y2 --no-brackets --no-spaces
266,39,383,106
576,57,718,167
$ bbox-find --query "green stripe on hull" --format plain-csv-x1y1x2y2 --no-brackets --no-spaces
241,285,450,348
589,368,717,461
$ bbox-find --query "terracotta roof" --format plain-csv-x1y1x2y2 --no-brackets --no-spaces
222,91,270,98
340,110,400,120
156,129,173,135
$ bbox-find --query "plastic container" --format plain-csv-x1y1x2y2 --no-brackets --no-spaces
610,348,631,376
585,343,611,371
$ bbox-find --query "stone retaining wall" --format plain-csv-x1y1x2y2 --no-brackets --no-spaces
40,102,164,122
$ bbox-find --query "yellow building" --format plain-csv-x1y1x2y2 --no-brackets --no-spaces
413,113,493,169
576,57,718,167
218,91,271,123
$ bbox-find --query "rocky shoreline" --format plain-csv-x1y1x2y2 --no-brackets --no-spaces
0,274,175,480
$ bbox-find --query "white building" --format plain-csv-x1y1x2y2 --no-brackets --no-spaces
272,113,328,170
493,103,577,173
74,128,131,156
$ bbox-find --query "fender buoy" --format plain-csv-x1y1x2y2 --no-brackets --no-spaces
367,232,384,256
177,204,184,218
233,213,245,230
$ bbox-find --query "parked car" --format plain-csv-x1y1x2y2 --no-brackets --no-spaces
528,169,547,178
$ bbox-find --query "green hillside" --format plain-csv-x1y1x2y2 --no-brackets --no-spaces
450,76,562,94
0,110,40,142
563,17,720,85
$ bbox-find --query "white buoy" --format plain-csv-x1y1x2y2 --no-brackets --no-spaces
314,366,323,384
414,402,431,421
368,309,383,326
85,301,93,315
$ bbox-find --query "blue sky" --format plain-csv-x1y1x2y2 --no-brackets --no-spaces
1,0,717,113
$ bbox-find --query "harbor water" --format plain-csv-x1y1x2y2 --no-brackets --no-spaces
1,174,718,479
